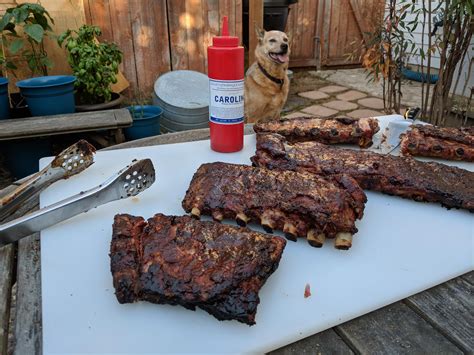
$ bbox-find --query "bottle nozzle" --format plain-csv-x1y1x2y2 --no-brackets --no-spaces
222,16,229,36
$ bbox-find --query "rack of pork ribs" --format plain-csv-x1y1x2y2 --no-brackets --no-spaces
400,124,474,162
251,133,474,212
253,116,380,148
110,213,286,326
182,162,367,250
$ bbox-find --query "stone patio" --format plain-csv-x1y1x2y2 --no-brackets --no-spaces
284,78,388,119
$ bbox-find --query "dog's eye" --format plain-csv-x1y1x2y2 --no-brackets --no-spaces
269,38,276,43
283,38,288,42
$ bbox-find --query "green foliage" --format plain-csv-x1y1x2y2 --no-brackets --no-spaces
0,3,54,76
58,25,123,105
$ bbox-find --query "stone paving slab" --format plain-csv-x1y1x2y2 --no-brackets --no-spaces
336,90,367,101
319,85,348,93
301,105,338,117
358,97,385,110
347,109,383,118
298,90,330,100
283,111,312,119
323,100,358,111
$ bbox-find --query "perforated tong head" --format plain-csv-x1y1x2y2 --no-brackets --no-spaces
0,159,156,246
0,140,96,221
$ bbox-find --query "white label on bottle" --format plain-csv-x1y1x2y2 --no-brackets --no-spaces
209,79,244,124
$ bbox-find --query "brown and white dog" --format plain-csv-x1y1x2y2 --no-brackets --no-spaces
244,26,291,123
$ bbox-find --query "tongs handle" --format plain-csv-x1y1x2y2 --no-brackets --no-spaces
0,159,155,246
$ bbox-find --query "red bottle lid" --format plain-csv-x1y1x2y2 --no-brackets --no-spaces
212,16,239,47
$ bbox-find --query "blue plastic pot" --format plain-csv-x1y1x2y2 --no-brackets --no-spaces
16,75,76,116
125,105,163,140
1,137,52,178
0,77,10,119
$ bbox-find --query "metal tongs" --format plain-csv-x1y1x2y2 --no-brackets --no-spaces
0,159,156,246
0,140,96,221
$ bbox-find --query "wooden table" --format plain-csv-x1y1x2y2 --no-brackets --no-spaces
1,127,472,354
0,109,132,144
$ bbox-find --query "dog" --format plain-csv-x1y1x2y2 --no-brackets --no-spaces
244,26,291,123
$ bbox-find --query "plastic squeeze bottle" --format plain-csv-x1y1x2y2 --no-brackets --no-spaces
207,16,244,153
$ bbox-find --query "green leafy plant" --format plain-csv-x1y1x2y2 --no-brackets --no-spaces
58,25,123,105
0,3,54,76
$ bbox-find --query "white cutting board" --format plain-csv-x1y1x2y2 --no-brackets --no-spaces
40,116,474,354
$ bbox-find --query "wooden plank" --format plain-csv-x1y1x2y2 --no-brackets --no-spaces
84,0,114,42
234,0,243,42
109,0,138,93
167,0,189,71
186,0,206,72
103,124,255,151
0,109,132,141
13,233,41,355
129,0,171,95
349,0,371,45
289,58,318,67
461,271,474,285
405,277,474,353
0,244,14,355
321,0,331,65
248,0,263,65
270,329,354,354
336,302,462,354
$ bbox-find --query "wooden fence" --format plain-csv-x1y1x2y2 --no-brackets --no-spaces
0,0,384,95
83,0,242,96
286,0,384,67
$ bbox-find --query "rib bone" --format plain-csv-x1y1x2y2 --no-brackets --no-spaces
307,229,325,248
236,212,250,227
191,207,201,219
283,222,297,241
334,232,352,250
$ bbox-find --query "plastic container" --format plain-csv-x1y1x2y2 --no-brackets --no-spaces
402,67,438,84
243,0,298,48
208,16,245,153
124,105,162,141
0,77,10,119
1,137,52,178
16,75,76,116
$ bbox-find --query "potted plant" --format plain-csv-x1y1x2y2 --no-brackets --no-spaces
58,24,124,111
0,3,76,117
124,91,163,141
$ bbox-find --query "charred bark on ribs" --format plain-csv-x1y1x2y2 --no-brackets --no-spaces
400,124,474,162
110,213,286,326
253,116,380,148
251,133,474,212
182,162,366,249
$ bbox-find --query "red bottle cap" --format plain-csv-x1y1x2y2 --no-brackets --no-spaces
212,16,239,47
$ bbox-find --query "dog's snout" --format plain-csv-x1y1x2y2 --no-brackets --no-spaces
281,43,288,51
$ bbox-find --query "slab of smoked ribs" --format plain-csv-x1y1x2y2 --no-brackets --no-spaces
251,133,474,212
253,116,380,148
182,162,366,249
400,124,474,162
110,213,286,325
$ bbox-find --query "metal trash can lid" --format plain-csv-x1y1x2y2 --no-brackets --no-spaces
154,70,209,111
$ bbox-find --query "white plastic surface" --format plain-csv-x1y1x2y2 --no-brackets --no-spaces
40,116,474,354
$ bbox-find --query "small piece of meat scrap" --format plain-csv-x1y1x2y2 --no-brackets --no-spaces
182,162,366,250
400,124,474,162
110,213,286,326
254,116,380,148
251,133,474,212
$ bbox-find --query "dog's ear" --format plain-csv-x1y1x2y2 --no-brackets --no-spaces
286,30,293,44
254,23,265,44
